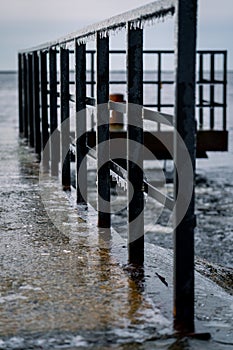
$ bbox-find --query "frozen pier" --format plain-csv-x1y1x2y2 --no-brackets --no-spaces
0,0,232,348
0,82,233,347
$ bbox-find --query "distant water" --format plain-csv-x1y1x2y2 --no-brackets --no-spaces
2,70,232,169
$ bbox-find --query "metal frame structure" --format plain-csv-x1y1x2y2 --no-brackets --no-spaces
86,49,227,130
18,0,217,335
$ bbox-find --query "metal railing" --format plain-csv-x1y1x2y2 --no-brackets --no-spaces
18,0,206,336
84,49,227,131
51,48,227,132
198,50,227,130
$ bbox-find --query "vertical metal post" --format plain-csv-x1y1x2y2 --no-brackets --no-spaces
91,51,95,131
91,51,95,98
127,25,144,266
174,0,197,333
60,47,71,190
49,48,59,176
223,51,227,131
199,53,203,129
32,51,41,156
40,51,49,167
18,54,24,136
27,54,34,147
75,41,87,204
96,33,110,228
157,52,161,131
210,53,215,129
23,54,28,139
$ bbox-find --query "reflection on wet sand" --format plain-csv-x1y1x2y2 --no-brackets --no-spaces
1,148,169,341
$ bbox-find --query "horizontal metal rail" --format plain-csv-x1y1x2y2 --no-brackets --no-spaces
108,101,174,126
143,108,173,125
44,48,227,132
81,49,228,130
72,143,174,210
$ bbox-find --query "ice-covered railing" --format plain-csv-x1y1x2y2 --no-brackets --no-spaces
18,0,175,53
18,0,207,337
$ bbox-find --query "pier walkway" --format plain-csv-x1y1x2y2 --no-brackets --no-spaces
0,75,232,350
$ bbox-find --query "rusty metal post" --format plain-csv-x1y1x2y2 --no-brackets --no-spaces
174,0,197,333
40,51,49,167
75,41,87,204
109,93,124,130
22,54,28,139
96,33,111,228
49,48,59,176
32,51,41,157
60,47,71,190
18,54,23,136
127,25,144,266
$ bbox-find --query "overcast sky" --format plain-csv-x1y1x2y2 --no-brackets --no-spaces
0,0,232,70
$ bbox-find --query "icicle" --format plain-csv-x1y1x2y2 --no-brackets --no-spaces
130,19,142,30
109,25,126,38
99,29,110,39
76,33,96,47
110,170,117,182
65,40,75,51
129,5,175,31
